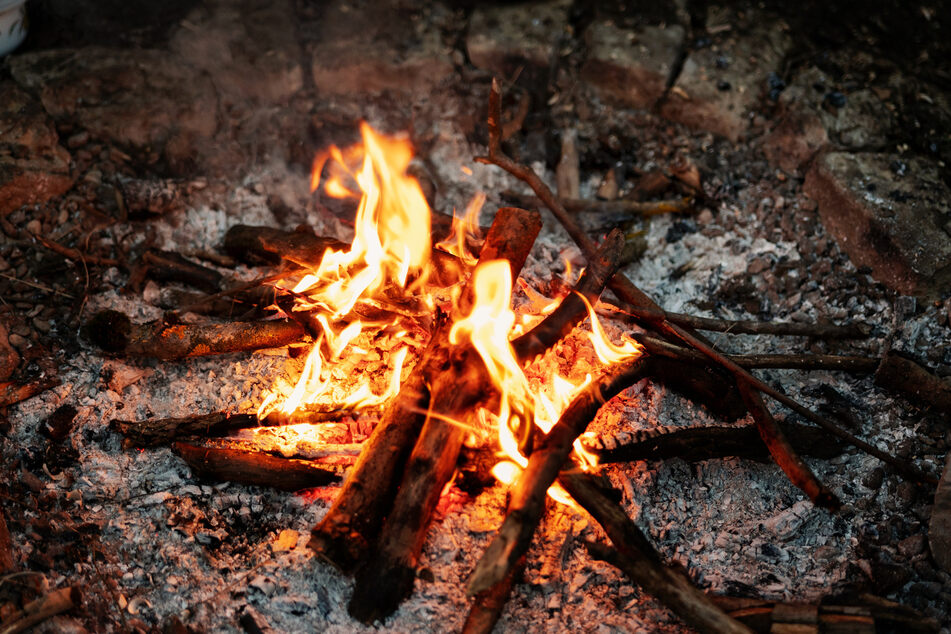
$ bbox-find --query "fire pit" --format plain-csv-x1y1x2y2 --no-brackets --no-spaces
1,1,950,632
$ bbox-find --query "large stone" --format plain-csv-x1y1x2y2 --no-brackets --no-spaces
661,12,792,141
930,454,951,573
582,20,683,109
169,0,303,103
804,152,951,297
308,0,454,96
780,66,895,152
8,48,218,173
0,83,73,216
467,0,571,80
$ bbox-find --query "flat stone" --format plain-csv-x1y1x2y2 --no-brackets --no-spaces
0,82,73,216
9,48,217,174
661,12,792,141
582,20,684,110
931,454,951,573
467,0,571,80
804,152,951,297
308,0,454,96
169,0,303,103
761,107,828,174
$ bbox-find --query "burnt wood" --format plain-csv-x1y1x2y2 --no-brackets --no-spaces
173,442,340,491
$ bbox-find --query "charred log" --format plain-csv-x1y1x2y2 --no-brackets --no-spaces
85,311,306,360
586,422,844,464
173,442,340,491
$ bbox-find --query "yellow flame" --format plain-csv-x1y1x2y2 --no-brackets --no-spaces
260,123,435,418
436,192,484,266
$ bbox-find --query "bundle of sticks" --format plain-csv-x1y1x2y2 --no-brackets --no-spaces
98,81,948,633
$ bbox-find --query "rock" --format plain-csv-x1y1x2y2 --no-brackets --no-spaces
0,322,19,381
660,12,792,141
582,21,683,109
930,453,951,573
761,107,828,174
0,83,73,216
9,48,217,175
169,0,303,104
898,533,927,558
804,152,951,297
308,0,454,96
467,0,571,81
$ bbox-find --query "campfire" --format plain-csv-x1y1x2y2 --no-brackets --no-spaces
2,3,950,630
51,82,937,633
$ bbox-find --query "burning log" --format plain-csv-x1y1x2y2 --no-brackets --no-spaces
309,207,542,575
172,442,340,491
586,422,844,464
0,586,81,634
560,471,752,634
346,207,543,622
467,354,652,595
511,229,625,362
709,595,938,633
85,311,306,360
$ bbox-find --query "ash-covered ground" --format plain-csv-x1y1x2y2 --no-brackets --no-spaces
2,1,950,632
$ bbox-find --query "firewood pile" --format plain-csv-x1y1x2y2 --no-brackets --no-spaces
2,1,951,632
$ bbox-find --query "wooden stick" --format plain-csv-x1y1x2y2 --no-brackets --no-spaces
347,207,542,622
31,231,120,267
0,586,81,634
309,208,542,574
467,354,652,595
586,422,845,464
738,381,839,509
710,595,938,633
502,190,694,216
223,225,348,267
173,442,340,491
664,311,867,339
560,472,753,634
85,310,306,360
141,249,224,293
874,351,951,415
511,229,625,362
110,412,261,447
477,78,932,486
